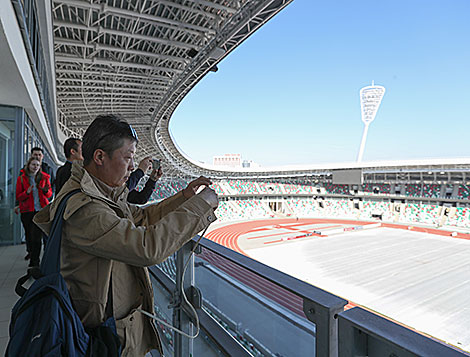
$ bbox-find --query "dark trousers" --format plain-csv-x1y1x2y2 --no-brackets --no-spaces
20,211,42,267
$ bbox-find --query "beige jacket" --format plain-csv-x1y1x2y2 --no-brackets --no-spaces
34,162,216,356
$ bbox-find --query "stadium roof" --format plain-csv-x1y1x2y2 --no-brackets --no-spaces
53,0,470,179
53,0,293,177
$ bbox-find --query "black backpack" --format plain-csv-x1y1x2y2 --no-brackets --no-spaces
6,190,120,356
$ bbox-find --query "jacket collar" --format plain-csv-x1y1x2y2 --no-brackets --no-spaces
71,161,127,205
35,162,129,233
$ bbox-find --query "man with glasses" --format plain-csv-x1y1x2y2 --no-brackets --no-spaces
35,114,218,356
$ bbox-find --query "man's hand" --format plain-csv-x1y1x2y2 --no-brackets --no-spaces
14,206,20,215
149,168,163,181
138,156,152,173
197,187,219,209
183,176,212,199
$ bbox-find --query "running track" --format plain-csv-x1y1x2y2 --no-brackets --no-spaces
206,218,470,255
204,218,470,316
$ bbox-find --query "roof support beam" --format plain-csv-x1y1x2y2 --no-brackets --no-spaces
56,77,168,90
57,84,165,93
56,69,170,82
55,55,182,73
54,21,198,50
189,0,238,14
68,121,152,128
60,107,146,113
58,100,141,105
53,0,217,34
58,91,160,98
54,38,190,64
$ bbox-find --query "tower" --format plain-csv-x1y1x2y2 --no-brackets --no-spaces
357,81,385,162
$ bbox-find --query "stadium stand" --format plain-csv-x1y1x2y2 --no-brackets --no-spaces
257,182,284,194
399,203,421,223
215,201,240,222
405,184,422,197
283,183,316,194
324,183,350,195
210,181,226,195
362,183,391,195
398,203,440,225
319,199,353,219
285,199,317,217
445,207,470,228
144,178,468,231
227,180,260,194
458,185,470,199
422,184,441,198
170,179,187,193
233,200,274,219
150,180,175,201
358,201,394,221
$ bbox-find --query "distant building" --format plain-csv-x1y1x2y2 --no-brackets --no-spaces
213,154,241,167
242,160,261,168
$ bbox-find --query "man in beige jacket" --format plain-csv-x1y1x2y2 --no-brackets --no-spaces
34,114,219,356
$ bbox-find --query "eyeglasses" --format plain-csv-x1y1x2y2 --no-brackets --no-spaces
95,121,139,146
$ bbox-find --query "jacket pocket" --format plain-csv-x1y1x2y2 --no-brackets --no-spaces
115,306,142,356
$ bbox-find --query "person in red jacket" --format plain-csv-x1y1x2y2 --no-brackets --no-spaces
16,157,52,267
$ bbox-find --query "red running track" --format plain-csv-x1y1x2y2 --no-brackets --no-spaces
206,218,382,255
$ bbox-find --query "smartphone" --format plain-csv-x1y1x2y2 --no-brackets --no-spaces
152,159,161,171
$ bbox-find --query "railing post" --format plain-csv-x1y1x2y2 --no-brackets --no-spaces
303,298,346,357
173,242,194,357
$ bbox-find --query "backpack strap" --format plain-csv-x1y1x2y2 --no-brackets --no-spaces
40,189,81,276
14,267,43,297
14,272,31,297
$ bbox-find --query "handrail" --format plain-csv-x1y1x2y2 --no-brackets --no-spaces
338,307,470,357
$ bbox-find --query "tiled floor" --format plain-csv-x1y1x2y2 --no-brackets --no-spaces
0,244,28,355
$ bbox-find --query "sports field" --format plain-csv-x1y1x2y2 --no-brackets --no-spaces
206,219,470,352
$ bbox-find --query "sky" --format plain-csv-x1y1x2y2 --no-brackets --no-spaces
170,0,470,167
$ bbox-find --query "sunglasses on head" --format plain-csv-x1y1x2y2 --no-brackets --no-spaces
96,121,139,145
128,124,138,141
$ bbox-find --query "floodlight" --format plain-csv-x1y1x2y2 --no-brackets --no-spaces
357,81,385,162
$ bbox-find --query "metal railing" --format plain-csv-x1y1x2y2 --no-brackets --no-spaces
149,236,469,357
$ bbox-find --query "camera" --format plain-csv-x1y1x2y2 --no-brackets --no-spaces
152,159,161,171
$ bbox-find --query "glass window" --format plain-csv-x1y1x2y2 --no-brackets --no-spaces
0,116,18,244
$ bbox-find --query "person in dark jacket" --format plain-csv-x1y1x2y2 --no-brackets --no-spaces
127,166,162,204
126,156,161,204
16,157,52,267
55,138,83,194
126,156,152,191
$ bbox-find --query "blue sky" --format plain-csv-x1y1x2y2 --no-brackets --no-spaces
170,0,470,167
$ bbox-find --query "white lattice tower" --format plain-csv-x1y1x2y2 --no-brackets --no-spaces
357,81,385,162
